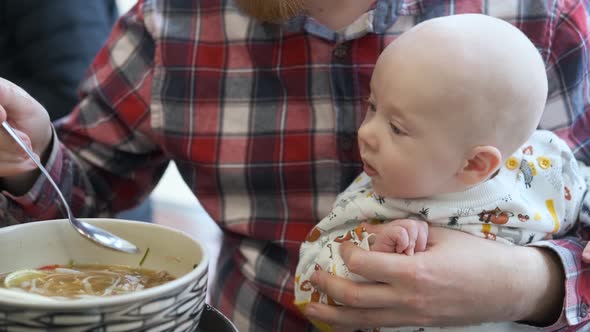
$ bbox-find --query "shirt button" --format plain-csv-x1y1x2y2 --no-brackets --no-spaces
581,302,588,318
537,156,551,169
333,44,348,58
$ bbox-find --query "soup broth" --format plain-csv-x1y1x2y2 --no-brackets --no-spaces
0,264,175,299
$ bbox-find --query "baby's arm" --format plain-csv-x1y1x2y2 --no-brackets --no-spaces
365,219,429,255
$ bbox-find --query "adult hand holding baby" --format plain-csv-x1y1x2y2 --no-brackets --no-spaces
0,78,52,192
304,227,565,331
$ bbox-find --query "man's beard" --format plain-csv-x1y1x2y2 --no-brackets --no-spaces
233,0,305,23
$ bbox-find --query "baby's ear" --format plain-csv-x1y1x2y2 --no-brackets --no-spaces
457,146,501,186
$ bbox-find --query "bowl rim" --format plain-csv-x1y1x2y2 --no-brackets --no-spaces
0,218,208,310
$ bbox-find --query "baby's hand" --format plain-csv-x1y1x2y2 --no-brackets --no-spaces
364,219,429,255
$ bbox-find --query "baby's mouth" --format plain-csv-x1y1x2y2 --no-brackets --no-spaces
362,161,378,176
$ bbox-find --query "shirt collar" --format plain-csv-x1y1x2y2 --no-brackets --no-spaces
395,0,425,15
281,0,427,40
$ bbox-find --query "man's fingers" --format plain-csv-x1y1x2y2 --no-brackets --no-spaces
304,301,415,330
0,78,37,117
310,269,396,308
0,118,34,158
0,159,37,175
0,103,5,123
339,241,417,283
583,245,590,263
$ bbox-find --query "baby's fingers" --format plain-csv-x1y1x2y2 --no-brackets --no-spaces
415,222,429,253
369,225,409,253
392,219,429,254
398,223,417,256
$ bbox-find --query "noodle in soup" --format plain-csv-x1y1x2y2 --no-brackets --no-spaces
0,264,175,299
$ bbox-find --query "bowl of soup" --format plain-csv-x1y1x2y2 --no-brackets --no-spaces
0,218,208,331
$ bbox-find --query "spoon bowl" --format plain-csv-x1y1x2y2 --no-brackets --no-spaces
1,121,139,254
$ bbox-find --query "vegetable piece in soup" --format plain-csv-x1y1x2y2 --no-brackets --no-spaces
0,264,175,299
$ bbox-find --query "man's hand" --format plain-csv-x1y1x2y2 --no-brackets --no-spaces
583,242,590,263
304,227,564,331
366,219,428,255
0,78,52,193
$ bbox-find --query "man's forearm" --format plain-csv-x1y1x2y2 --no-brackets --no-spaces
517,246,565,325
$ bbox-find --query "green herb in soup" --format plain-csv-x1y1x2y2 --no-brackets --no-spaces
0,264,175,299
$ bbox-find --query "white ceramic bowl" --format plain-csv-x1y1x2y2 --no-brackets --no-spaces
0,218,208,331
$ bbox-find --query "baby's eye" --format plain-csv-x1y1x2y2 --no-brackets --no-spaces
367,101,376,112
390,123,402,135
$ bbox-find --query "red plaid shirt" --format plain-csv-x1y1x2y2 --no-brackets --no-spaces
2,0,590,331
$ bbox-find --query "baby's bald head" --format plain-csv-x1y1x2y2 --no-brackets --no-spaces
374,14,547,159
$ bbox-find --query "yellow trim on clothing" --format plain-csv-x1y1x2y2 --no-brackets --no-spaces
545,199,560,233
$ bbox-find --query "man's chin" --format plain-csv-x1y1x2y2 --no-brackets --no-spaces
233,0,305,23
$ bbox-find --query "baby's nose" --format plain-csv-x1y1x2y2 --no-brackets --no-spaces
358,124,379,151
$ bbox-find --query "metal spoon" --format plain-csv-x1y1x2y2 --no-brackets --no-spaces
1,121,139,254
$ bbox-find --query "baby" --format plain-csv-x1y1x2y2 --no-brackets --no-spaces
295,14,589,332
